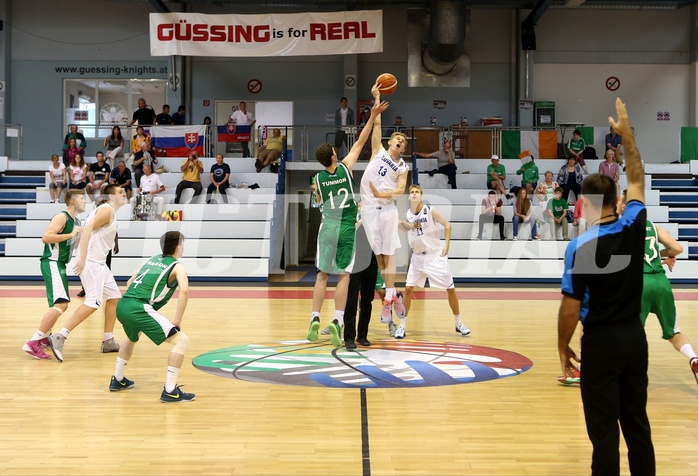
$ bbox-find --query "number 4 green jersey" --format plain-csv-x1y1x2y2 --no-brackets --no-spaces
123,254,179,310
644,221,664,274
315,162,357,228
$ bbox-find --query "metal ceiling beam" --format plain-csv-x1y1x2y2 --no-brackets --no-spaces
148,0,170,13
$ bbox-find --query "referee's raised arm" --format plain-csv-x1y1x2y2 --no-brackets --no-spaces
609,98,644,205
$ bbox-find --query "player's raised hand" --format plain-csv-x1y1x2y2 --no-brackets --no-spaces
371,100,389,117
371,81,380,98
609,98,632,139
662,256,677,272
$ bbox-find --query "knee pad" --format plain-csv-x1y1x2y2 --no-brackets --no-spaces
169,331,189,356
51,305,66,315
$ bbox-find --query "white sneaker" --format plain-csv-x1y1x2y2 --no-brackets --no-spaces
513,236,518,241
320,326,330,335
394,325,406,339
388,320,397,337
455,322,471,336
381,299,393,323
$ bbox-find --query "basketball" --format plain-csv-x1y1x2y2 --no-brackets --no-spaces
376,73,398,95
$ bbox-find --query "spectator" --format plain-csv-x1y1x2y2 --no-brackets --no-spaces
129,97,157,126
156,104,172,125
132,142,157,188
535,171,559,205
175,153,204,204
599,148,621,183
206,154,230,204
130,163,165,217
486,154,507,196
227,101,256,157
68,154,88,190
358,107,371,126
48,153,67,203
544,187,569,240
203,116,213,157
557,156,584,203
512,187,540,241
386,115,407,136
515,150,539,189
572,196,588,237
416,139,457,189
62,124,86,154
256,128,284,173
62,138,80,168
605,125,624,166
110,160,133,200
103,125,124,169
130,125,151,155
171,105,186,125
567,129,588,173
86,152,111,198
333,97,354,156
476,190,505,241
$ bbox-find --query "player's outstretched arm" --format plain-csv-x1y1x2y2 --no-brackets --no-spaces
657,225,683,258
609,98,644,204
343,99,389,171
370,83,383,158
171,263,189,328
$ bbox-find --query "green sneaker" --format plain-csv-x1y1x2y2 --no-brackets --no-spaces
306,316,321,342
328,319,342,348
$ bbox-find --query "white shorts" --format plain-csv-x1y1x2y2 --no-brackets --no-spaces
405,251,454,289
361,205,401,256
80,260,121,309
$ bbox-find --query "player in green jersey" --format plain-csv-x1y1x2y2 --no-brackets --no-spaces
109,231,195,403
306,86,389,348
23,189,85,359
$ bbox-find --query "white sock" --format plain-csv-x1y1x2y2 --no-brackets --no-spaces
165,366,180,393
334,310,344,327
399,317,406,327
385,288,395,301
311,312,320,321
58,328,70,339
103,332,114,342
680,343,697,360
453,314,461,326
31,330,49,341
114,357,128,381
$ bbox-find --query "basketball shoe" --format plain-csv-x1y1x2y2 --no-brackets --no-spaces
394,325,406,339
48,333,66,362
160,385,195,403
381,299,392,323
388,320,397,337
22,338,51,360
455,322,471,336
101,337,120,353
327,319,342,348
393,292,406,320
109,376,135,391
306,317,321,342
690,357,698,388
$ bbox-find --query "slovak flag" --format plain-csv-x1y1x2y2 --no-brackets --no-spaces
150,125,206,157
217,124,251,142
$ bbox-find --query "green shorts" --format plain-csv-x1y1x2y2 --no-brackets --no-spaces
40,259,70,307
641,272,677,340
316,221,355,274
116,298,175,345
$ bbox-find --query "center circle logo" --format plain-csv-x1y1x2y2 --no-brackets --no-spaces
193,340,533,389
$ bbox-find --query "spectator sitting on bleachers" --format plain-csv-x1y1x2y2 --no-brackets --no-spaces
175,153,204,204
256,128,284,173
544,187,569,241
386,115,407,136
557,156,584,204
599,148,621,183
477,190,505,241
486,154,507,196
86,152,111,198
567,129,588,173
171,105,186,125
130,164,165,217
48,154,66,203
206,154,230,204
534,171,558,206
68,154,88,190
62,124,86,155
62,138,80,168
156,104,172,125
110,160,133,200
132,142,157,188
515,150,539,190
416,139,457,189
103,125,124,169
605,125,624,166
512,187,540,241
130,125,151,155
572,197,588,237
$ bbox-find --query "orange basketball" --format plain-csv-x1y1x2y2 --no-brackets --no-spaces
376,73,398,95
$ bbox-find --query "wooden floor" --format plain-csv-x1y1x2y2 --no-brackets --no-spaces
2,284,698,476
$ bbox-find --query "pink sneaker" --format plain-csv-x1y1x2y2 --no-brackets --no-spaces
22,338,51,360
393,292,406,320
690,357,698,388
381,299,392,323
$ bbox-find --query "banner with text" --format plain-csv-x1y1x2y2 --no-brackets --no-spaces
217,124,251,143
151,125,206,157
149,11,382,57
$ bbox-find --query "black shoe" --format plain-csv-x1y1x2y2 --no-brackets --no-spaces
345,339,357,350
505,194,513,200
428,169,437,177
77,288,85,297
357,337,371,347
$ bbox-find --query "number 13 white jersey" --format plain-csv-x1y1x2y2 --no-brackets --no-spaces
360,147,408,208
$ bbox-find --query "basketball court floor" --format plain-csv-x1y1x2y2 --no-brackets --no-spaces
2,282,698,475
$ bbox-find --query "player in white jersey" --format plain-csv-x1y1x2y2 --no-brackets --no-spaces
48,184,128,362
396,185,470,339
360,88,409,324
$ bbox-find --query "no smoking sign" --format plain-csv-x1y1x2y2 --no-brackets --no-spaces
247,79,262,94
606,76,620,91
